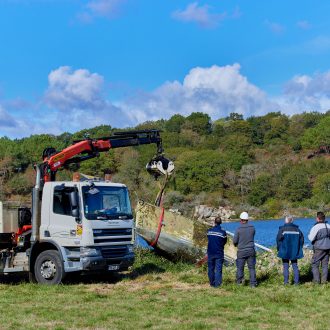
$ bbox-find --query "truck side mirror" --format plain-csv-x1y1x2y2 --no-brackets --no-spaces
71,208,79,218
69,191,79,208
69,191,80,222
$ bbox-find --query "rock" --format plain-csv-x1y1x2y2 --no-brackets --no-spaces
194,205,236,224
168,208,182,215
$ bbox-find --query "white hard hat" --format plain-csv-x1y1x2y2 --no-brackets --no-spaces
240,212,249,220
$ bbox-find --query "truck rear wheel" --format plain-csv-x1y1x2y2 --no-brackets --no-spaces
34,250,65,284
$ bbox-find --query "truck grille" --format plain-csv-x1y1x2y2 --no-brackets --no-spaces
94,237,131,243
93,228,132,236
101,246,127,259
93,228,133,245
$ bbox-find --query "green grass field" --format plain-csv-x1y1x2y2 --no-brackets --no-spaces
0,249,329,330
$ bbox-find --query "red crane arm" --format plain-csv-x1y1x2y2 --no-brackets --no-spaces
40,130,165,183
46,139,111,172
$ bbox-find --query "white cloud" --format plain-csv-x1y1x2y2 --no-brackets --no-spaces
0,104,34,138
43,66,131,131
120,64,279,122
1,66,132,137
4,64,330,139
277,71,330,113
0,105,18,128
44,66,106,111
77,0,126,23
265,19,285,35
172,2,226,28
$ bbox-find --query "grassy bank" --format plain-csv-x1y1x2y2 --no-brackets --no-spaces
0,249,329,330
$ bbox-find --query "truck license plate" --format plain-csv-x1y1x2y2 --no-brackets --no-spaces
108,265,119,271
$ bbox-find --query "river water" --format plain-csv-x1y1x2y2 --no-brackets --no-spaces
221,218,316,248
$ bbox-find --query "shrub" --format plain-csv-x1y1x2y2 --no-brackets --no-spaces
262,198,283,218
248,174,275,206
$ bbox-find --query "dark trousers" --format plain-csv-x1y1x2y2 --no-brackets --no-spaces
236,255,257,286
282,259,299,284
312,249,329,283
208,255,224,287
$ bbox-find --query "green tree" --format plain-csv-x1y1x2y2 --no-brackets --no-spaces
247,116,268,145
291,112,324,129
262,198,283,218
281,168,312,202
288,112,324,148
13,134,65,168
178,129,201,147
212,120,225,137
79,152,117,177
6,173,33,195
175,150,225,194
248,174,275,206
219,135,253,171
165,114,185,133
113,149,143,191
224,120,252,137
134,120,165,131
264,115,289,144
312,173,330,204
301,116,330,149
226,113,244,121
247,112,283,145
71,125,112,141
183,112,211,135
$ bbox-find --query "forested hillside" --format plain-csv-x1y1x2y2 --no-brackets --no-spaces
0,111,329,219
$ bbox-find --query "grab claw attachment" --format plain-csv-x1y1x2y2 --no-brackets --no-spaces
146,155,174,179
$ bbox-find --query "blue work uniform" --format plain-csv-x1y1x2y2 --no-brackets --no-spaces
276,222,304,285
207,224,227,287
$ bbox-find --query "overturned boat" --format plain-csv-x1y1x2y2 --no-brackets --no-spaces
135,201,238,264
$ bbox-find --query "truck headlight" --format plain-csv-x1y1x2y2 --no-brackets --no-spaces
80,247,101,257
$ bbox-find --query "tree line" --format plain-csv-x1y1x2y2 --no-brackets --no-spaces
0,111,329,218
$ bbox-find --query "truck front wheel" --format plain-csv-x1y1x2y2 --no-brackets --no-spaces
34,250,65,284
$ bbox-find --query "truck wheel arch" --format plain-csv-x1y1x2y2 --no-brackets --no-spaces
29,241,64,276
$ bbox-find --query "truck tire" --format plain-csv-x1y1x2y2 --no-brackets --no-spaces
34,250,65,284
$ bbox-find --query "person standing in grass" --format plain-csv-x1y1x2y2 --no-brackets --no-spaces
207,217,227,287
308,211,330,284
233,212,257,287
276,215,304,285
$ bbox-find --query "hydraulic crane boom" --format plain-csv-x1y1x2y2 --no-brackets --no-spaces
40,129,174,184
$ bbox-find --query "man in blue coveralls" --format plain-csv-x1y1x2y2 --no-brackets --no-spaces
276,215,304,285
207,217,227,287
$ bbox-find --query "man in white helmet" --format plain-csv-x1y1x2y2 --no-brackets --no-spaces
233,211,257,287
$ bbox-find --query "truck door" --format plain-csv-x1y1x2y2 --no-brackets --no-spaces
48,185,80,247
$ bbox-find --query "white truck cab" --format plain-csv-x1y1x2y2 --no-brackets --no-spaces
0,180,135,284
39,181,134,275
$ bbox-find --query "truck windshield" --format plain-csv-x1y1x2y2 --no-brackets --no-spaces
82,186,133,220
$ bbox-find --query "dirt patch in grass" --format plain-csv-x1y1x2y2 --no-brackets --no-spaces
86,283,117,295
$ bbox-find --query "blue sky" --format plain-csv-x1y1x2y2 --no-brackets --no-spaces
1,0,330,138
